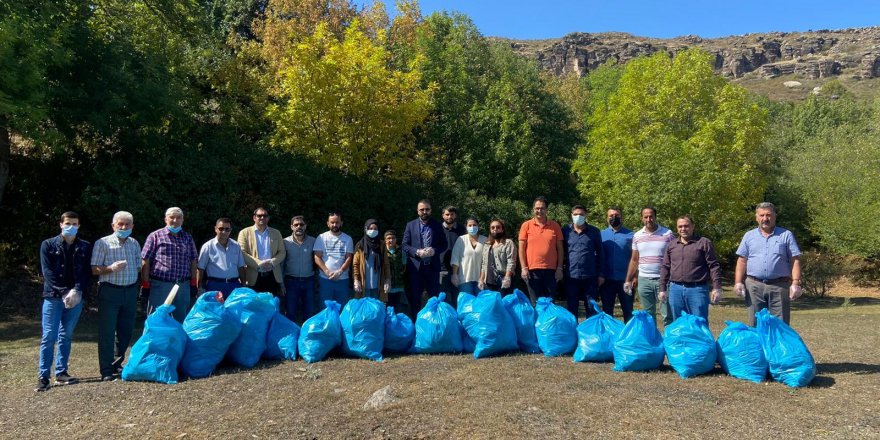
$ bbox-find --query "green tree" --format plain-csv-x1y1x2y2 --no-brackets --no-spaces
574,49,769,254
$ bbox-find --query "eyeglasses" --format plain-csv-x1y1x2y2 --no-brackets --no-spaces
292,224,305,228
418,209,431,213
255,214,268,218
217,227,231,232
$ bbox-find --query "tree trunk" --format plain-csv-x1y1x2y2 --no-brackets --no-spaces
0,118,9,209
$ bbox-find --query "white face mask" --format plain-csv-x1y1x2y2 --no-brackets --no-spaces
572,215,586,226
366,229,379,239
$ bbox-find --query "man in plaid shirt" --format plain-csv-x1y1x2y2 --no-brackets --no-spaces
141,207,197,323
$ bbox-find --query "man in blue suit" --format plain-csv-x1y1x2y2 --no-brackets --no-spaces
402,199,449,321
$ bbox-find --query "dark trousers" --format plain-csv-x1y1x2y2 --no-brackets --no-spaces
526,269,557,305
406,265,440,321
254,272,282,312
97,282,138,377
284,275,316,324
564,276,599,319
485,284,513,296
600,279,634,323
205,279,242,299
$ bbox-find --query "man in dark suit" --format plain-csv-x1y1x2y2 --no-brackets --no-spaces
402,199,449,321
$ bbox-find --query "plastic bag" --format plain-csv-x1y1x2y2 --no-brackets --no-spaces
121,304,187,384
613,310,665,372
573,300,624,362
224,288,279,368
340,297,386,361
717,321,767,383
456,293,476,354
264,312,300,361
383,307,415,353
457,291,518,359
756,309,816,387
414,292,463,354
180,292,243,378
663,311,717,378
534,297,578,357
298,300,343,363
501,289,541,353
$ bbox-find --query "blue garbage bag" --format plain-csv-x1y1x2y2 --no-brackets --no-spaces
298,300,343,363
756,309,816,387
663,311,717,378
414,292,463,354
456,293,476,354
573,300,624,362
717,321,767,383
383,307,414,353
224,288,279,367
534,297,578,357
613,310,665,372
122,304,187,384
180,292,243,378
264,312,300,361
457,291,518,359
501,289,541,353
340,297,386,361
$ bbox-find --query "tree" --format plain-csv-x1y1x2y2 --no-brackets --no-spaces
573,49,769,254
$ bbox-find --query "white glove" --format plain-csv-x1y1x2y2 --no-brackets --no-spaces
790,284,803,300
353,279,363,293
623,282,633,295
451,273,461,287
259,260,274,271
423,247,435,257
415,249,426,258
711,289,722,304
108,260,127,272
554,267,563,281
520,268,529,280
734,282,746,298
501,276,511,289
383,281,391,292
658,291,668,302
63,289,82,309
478,280,485,291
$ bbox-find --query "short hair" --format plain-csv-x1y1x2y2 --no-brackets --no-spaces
165,207,184,218
215,217,232,226
112,211,133,224
384,230,397,238
418,198,432,207
607,206,623,214
327,211,343,220
443,205,457,214
533,196,548,207
676,215,694,226
253,207,269,215
60,211,79,222
291,215,306,224
755,202,776,214
640,206,656,216
571,204,587,213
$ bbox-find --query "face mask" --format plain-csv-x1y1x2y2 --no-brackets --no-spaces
572,215,585,226
467,226,478,235
115,229,132,239
608,216,621,228
167,225,182,234
61,225,78,237
388,248,396,254
366,229,378,239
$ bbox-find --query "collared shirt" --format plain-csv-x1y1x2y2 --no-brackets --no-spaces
255,227,271,261
40,235,92,298
736,226,801,279
563,224,604,279
601,226,633,280
632,225,674,279
141,228,197,281
518,219,564,270
198,237,245,279
91,233,141,285
283,235,316,277
659,236,723,290
314,231,353,280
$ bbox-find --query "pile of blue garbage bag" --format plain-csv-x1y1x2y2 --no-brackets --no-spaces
121,287,815,387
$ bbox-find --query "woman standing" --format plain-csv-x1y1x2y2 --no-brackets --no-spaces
480,218,517,295
450,217,488,297
352,219,388,300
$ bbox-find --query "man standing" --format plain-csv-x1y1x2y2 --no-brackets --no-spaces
658,216,723,321
562,204,604,319
313,211,354,306
239,207,286,297
91,211,141,381
439,205,466,304
141,207,198,323
36,211,91,391
402,199,449,320
625,206,674,327
600,207,634,322
734,202,802,326
283,215,316,322
197,217,246,299
518,196,564,304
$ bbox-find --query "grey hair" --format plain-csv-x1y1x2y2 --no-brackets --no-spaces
165,207,184,218
112,211,134,224
755,202,776,214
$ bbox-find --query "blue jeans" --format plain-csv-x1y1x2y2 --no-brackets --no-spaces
205,280,242,299
526,269,558,305
458,281,479,295
668,282,710,321
565,277,599,319
599,279,634,323
284,275,316,323
148,279,191,323
39,298,82,379
318,277,350,308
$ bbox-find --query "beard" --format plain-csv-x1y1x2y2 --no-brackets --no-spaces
330,226,341,233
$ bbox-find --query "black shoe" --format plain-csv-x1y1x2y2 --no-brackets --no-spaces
112,356,125,374
101,375,117,382
54,372,79,386
35,378,51,392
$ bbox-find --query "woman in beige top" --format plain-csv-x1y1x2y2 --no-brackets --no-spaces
480,218,517,294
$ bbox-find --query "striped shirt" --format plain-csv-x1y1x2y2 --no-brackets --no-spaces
631,226,674,279
314,231,353,280
142,228,198,281
91,234,141,285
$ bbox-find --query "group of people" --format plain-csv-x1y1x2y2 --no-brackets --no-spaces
36,198,802,392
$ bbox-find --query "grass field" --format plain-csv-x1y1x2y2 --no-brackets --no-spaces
1,292,878,439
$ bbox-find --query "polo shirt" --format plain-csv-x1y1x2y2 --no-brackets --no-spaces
562,224,604,279
314,231,353,280
91,233,141,285
518,219,563,270
600,226,633,280
631,225,673,279
282,235,316,277
198,237,246,279
736,226,801,280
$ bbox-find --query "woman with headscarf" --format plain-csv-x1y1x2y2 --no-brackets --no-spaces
352,219,389,300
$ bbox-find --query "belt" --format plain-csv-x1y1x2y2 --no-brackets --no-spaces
207,276,240,283
100,281,139,289
671,281,708,288
285,275,314,280
258,271,274,277
150,277,189,283
747,275,791,284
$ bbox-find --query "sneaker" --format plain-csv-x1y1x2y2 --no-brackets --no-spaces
54,372,80,386
101,375,117,382
35,378,51,392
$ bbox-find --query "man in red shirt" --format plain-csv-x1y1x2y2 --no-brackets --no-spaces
518,196,564,305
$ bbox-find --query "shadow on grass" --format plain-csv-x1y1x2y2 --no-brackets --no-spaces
716,296,880,310
808,376,836,388
817,362,880,375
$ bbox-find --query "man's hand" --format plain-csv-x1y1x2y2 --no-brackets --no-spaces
734,282,746,298
623,282,633,295
598,276,605,287
423,247,435,257
554,267,563,282
520,267,529,281
140,280,151,300
501,276,511,290
353,279,363,293
108,260,127,272
790,284,803,300
658,291,668,302
711,289,722,304
328,269,341,280
258,260,273,271
63,289,82,309
383,281,391,293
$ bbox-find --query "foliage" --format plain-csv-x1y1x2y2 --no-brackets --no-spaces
799,251,843,298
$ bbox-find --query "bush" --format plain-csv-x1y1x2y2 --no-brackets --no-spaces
799,251,844,297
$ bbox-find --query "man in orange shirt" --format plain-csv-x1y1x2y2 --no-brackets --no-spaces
518,196,565,305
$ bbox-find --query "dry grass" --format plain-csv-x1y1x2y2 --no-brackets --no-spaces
1,295,878,439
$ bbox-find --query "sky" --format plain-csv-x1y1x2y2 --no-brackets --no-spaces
357,1,880,39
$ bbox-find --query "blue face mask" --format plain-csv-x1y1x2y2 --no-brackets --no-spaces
366,229,379,239
116,229,132,239
467,226,479,235
167,225,182,234
572,215,586,226
61,225,78,237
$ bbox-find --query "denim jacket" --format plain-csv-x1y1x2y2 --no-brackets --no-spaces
40,235,92,298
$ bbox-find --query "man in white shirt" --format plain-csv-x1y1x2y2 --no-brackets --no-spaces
313,211,354,306
625,206,674,326
197,217,246,299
